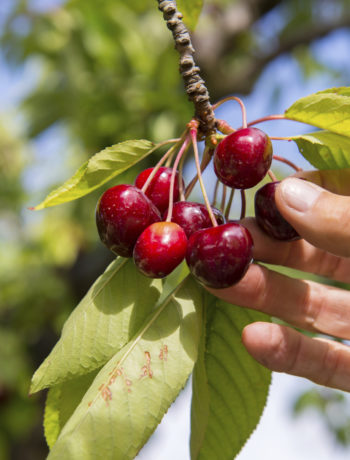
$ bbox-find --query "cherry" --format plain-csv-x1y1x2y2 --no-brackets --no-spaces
255,181,300,241
96,184,161,257
186,222,253,288
135,166,184,213
214,127,272,189
163,201,225,238
133,222,187,278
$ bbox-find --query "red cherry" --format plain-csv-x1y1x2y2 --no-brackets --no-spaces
186,222,253,288
135,167,184,213
163,201,225,238
96,185,161,257
214,127,272,189
133,222,187,278
255,181,300,241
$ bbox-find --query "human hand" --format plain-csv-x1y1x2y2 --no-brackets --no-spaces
207,169,350,392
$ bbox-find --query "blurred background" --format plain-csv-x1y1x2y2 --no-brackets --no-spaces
1,0,350,459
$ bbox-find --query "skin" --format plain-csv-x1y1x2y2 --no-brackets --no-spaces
208,168,350,392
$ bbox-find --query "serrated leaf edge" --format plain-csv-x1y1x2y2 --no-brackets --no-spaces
30,257,128,394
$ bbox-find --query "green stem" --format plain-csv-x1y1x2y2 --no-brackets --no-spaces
225,188,235,220
240,190,246,220
184,146,213,199
220,185,227,213
166,136,191,222
212,179,220,207
190,128,218,227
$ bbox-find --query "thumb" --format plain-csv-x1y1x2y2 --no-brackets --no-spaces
275,177,350,257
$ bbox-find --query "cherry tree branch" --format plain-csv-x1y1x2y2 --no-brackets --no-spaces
157,0,216,135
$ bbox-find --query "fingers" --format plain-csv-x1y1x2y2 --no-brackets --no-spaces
275,177,350,257
241,217,350,284
208,264,350,340
242,322,350,392
294,168,350,196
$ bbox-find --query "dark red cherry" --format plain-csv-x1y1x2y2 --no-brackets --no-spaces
186,223,253,289
163,201,225,238
96,184,161,257
133,222,187,278
135,167,184,213
255,181,300,241
214,127,273,189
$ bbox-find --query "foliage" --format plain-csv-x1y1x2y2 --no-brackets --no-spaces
2,0,350,459
191,299,271,459
24,85,350,459
293,388,350,446
177,0,204,30
33,140,157,209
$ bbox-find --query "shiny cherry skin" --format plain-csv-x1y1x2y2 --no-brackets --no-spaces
163,201,225,238
133,222,187,278
186,222,253,288
255,181,300,241
135,167,184,213
96,184,161,257
214,127,273,189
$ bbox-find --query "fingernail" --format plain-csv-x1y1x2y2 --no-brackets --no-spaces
279,178,322,212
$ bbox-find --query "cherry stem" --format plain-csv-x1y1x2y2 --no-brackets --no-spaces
212,179,220,207
240,190,246,220
141,137,183,194
273,155,302,172
270,136,292,141
178,156,186,201
225,188,235,220
216,119,235,135
166,136,191,222
220,185,227,213
190,128,218,227
268,169,278,182
213,96,247,129
177,137,192,201
185,146,213,199
246,114,285,128
165,151,175,167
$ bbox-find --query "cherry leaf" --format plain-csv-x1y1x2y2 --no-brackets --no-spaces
191,294,271,459
33,139,156,210
176,0,204,30
285,87,350,137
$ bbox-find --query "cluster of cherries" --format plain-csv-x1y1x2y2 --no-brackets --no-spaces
96,124,299,289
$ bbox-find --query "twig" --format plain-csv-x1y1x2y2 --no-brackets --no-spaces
157,1,215,134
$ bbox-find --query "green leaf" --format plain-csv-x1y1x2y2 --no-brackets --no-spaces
44,371,98,449
285,87,350,136
30,258,163,394
33,139,155,210
177,0,203,30
191,295,271,460
293,130,350,169
46,276,204,460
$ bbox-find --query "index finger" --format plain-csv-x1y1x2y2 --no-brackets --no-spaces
294,168,350,196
